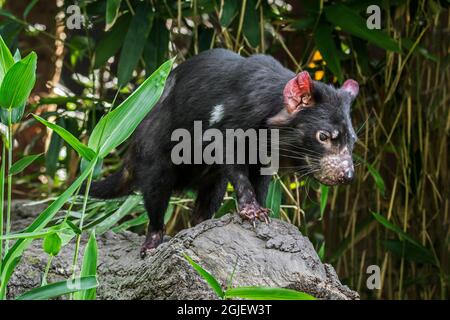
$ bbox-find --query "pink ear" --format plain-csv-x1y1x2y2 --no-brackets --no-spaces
341,79,359,98
283,71,314,113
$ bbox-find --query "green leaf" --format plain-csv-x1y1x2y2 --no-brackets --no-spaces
314,22,343,83
354,154,385,196
371,212,423,248
265,178,282,219
89,58,173,158
0,104,25,124
94,13,131,69
319,184,329,219
383,240,436,266
0,36,14,85
45,117,64,177
220,0,239,27
0,157,98,295
224,287,316,300
0,52,37,109
117,2,153,86
33,114,96,161
214,198,237,219
16,276,98,300
95,195,142,234
0,229,57,241
74,232,98,300
105,0,121,31
243,0,260,47
318,242,325,262
10,153,42,175
163,204,174,224
0,256,21,299
112,212,148,232
43,233,62,256
184,253,224,299
143,18,170,75
324,4,400,52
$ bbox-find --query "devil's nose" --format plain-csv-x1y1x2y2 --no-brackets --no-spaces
344,168,354,182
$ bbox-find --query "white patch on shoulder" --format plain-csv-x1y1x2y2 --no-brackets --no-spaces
209,104,224,126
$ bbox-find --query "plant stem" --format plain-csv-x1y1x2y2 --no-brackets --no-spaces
5,109,13,253
41,255,54,286
0,143,5,270
69,164,95,299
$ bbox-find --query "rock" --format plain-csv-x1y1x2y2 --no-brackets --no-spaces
6,200,358,300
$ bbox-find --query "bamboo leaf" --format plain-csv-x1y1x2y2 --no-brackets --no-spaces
95,196,142,234
224,287,316,300
16,276,98,300
0,52,37,109
10,153,42,175
74,232,98,300
319,184,329,219
324,4,400,52
0,35,14,85
184,253,224,299
265,178,282,219
314,22,343,83
0,157,98,295
33,114,96,161
105,0,121,31
117,2,153,86
243,0,260,48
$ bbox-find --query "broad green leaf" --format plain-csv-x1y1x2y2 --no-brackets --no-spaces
74,232,98,300
33,114,96,161
0,157,98,294
324,4,400,52
184,253,224,298
265,178,282,218
243,0,260,48
0,36,14,84
224,287,316,300
0,104,25,124
43,233,62,256
319,184,329,219
117,2,153,86
0,52,37,109
16,276,98,300
94,13,131,68
10,153,42,175
95,195,142,234
220,0,239,27
314,23,343,83
143,18,170,75
89,58,173,158
105,0,121,31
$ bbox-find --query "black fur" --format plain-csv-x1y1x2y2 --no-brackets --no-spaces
89,49,357,255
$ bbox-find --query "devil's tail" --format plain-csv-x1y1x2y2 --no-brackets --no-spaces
83,166,134,199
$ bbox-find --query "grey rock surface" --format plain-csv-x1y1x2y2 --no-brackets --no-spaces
7,200,358,300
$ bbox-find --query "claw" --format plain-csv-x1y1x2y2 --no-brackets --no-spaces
239,202,271,227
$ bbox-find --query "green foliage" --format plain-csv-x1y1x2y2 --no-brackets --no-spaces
184,254,315,300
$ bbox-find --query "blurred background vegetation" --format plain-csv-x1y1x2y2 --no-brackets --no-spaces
0,0,448,299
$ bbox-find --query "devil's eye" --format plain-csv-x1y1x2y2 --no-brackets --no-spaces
318,131,329,142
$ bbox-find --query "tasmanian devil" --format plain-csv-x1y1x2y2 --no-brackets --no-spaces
88,48,359,257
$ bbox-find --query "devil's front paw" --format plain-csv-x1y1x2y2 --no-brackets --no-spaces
239,202,271,226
